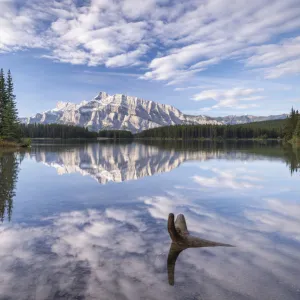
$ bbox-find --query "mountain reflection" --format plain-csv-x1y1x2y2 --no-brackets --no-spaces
28,141,297,184
0,151,22,222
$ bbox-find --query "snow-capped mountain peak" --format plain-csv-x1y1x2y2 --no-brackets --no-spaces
55,101,77,110
20,92,287,132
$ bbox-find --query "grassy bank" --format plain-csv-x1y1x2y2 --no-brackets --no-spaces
30,137,98,140
0,138,31,148
290,138,300,147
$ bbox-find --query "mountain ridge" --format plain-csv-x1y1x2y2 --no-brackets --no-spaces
20,92,288,132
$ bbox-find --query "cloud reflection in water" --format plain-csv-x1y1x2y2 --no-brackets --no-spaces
1,193,300,300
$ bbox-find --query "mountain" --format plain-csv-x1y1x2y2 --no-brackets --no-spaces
20,91,287,132
20,92,220,133
214,114,288,125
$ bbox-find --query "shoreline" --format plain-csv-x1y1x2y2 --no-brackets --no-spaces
134,137,282,142
0,139,31,149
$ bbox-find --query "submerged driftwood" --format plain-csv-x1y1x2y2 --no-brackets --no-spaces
167,213,234,286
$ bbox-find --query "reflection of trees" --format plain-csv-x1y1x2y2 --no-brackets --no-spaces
283,144,300,174
0,151,21,221
167,213,233,286
140,140,300,176
139,139,284,157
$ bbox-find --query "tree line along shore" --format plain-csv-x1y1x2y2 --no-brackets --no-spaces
135,111,299,144
1,67,299,147
18,113,298,144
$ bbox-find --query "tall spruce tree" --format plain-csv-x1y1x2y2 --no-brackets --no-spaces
294,118,300,140
0,68,7,137
283,108,297,142
1,70,20,139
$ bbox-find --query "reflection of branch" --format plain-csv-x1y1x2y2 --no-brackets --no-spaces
167,243,184,286
167,213,234,286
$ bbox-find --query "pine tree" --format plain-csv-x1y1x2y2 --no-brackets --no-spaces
0,68,7,137
283,108,296,142
294,118,300,140
6,70,18,123
291,107,298,130
2,70,20,139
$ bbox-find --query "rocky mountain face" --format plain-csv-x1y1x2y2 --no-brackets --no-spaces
20,91,287,132
215,114,288,125
20,92,220,133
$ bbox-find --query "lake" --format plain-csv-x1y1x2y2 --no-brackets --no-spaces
0,141,300,300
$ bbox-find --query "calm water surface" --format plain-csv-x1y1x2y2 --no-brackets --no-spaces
0,141,300,300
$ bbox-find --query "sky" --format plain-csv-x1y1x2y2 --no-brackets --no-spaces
0,0,300,117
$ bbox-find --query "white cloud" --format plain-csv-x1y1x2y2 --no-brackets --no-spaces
105,45,149,67
83,70,140,77
0,0,300,82
246,37,300,67
192,87,264,109
0,0,151,66
174,84,217,92
143,0,300,82
263,58,300,79
245,36,300,78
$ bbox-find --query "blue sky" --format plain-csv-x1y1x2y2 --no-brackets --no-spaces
0,0,300,117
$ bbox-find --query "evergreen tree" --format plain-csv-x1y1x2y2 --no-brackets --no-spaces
283,108,296,142
20,123,99,139
6,70,18,125
291,107,298,130
2,70,19,139
0,68,7,137
294,118,300,139
98,129,133,139
136,120,285,140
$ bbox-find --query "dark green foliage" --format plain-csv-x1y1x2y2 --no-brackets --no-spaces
0,151,20,222
3,70,20,139
283,107,300,143
0,68,7,136
139,139,299,174
0,69,20,140
136,119,286,140
20,138,31,147
294,118,300,138
98,130,133,139
20,123,99,139
283,143,300,174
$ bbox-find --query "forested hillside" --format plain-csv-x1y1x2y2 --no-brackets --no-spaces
20,123,98,139
135,119,286,140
